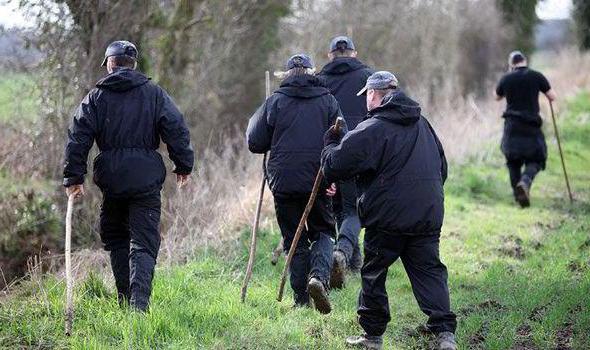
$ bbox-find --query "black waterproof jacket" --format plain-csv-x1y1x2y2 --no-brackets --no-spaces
246,74,341,195
317,57,373,130
63,68,194,197
322,91,447,235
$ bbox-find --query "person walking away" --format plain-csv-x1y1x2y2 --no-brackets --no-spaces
317,36,373,287
246,54,341,314
495,50,556,207
63,41,194,312
322,71,457,349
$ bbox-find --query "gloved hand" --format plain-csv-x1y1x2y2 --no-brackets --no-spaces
323,118,348,146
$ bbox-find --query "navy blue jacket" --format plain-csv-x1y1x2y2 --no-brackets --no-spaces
63,68,194,197
317,57,373,129
322,91,447,235
246,74,341,195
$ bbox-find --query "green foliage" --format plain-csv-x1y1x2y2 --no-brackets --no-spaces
1,93,590,348
496,0,539,55
574,0,590,50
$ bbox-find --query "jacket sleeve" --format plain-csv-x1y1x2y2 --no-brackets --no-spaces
63,92,98,187
425,119,448,184
246,99,273,154
158,90,194,175
321,123,381,183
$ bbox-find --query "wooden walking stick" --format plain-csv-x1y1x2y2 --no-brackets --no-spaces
240,70,271,302
549,99,573,203
277,117,344,302
64,193,75,336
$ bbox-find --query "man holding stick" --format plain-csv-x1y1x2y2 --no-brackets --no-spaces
246,54,341,313
317,36,373,287
322,71,457,349
495,50,557,207
63,40,194,312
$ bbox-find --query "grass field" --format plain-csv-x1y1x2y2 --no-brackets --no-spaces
0,93,589,349
0,72,39,124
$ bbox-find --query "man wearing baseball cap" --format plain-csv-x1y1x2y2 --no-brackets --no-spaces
247,54,341,314
317,36,374,287
63,40,194,312
495,50,556,207
322,71,457,349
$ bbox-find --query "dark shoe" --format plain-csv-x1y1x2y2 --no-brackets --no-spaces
307,277,331,314
330,250,347,289
435,332,457,350
345,334,383,349
515,180,530,208
349,245,363,273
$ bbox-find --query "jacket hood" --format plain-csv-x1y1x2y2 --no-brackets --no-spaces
369,90,421,126
96,68,150,92
276,74,330,99
318,57,368,75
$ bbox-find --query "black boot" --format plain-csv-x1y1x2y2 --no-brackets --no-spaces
129,250,156,312
109,248,130,306
515,175,531,208
349,244,363,272
308,277,331,314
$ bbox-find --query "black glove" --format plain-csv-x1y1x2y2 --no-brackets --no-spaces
323,119,348,146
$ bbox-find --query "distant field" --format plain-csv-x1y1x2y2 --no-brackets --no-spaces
0,72,39,124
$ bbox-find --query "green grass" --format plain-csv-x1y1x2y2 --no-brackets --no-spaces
0,72,39,124
1,93,589,349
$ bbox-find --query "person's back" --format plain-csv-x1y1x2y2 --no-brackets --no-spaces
496,67,550,126
318,57,372,129
247,74,340,195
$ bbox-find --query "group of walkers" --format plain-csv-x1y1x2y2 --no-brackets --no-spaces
63,35,555,349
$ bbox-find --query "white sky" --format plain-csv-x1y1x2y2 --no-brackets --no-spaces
0,0,574,29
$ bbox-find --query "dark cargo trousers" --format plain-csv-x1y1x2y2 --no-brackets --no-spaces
506,157,541,195
333,179,362,270
274,193,336,305
358,230,457,336
100,191,161,311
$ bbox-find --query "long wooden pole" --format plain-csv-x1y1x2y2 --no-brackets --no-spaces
277,117,344,302
549,100,573,203
240,71,271,302
65,194,74,336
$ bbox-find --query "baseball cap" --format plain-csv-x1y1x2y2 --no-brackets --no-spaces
508,50,526,66
101,40,138,67
286,54,314,69
357,71,399,96
329,36,355,52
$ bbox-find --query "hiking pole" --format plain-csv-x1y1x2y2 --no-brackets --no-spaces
64,193,75,336
240,70,271,302
277,117,344,302
549,99,573,203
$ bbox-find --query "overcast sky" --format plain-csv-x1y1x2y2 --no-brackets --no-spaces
0,0,574,29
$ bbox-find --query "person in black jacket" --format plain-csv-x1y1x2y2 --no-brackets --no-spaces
63,41,194,312
317,36,373,286
322,71,456,350
246,54,341,314
495,51,556,207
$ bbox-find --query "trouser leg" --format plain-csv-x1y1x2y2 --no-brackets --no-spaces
506,158,523,195
100,196,130,305
358,231,402,336
335,179,361,267
522,161,541,187
307,193,336,288
128,191,161,312
274,195,311,305
400,235,457,333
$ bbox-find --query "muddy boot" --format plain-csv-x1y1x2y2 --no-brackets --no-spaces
307,277,331,314
435,332,457,350
109,248,130,306
345,334,383,349
349,244,363,273
515,179,531,208
330,250,347,289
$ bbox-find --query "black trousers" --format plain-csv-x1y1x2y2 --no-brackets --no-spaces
274,193,335,305
506,157,541,194
100,190,161,311
358,230,457,336
334,179,362,269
